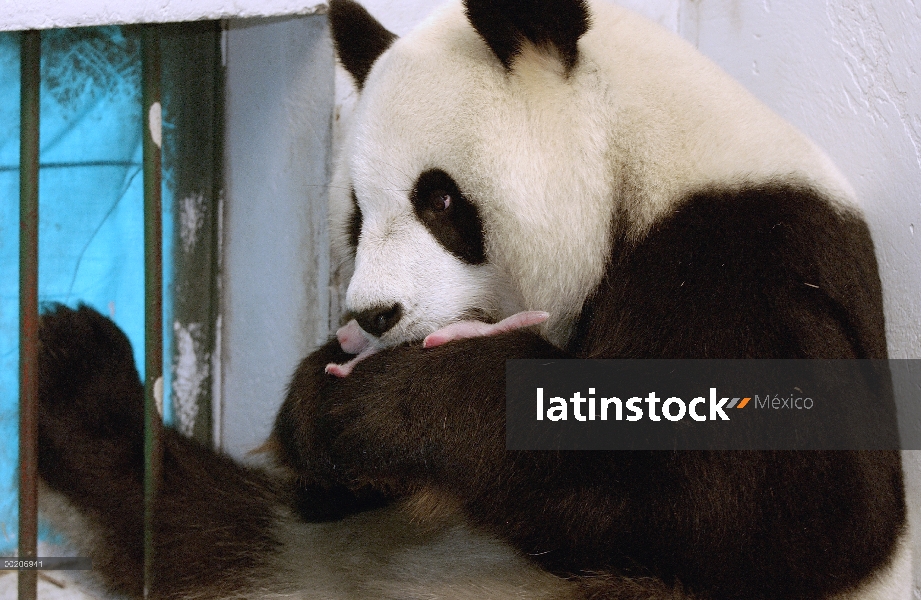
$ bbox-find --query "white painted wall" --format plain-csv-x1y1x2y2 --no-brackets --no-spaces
220,14,334,459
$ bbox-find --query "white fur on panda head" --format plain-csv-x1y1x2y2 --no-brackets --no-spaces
329,0,612,348
328,0,856,349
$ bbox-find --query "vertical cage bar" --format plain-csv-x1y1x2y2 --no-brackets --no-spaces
141,24,163,600
209,21,227,448
18,29,41,600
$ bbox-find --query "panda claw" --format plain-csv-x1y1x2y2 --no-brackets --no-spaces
423,311,549,349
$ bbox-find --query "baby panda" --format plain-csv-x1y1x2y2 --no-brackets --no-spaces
36,0,908,599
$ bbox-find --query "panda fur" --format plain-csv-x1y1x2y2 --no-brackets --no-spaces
36,1,909,599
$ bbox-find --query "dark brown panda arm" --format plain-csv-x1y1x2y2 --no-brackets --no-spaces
289,333,616,574
270,332,639,577
271,330,567,499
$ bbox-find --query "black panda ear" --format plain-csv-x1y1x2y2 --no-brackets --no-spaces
328,0,398,90
464,0,590,73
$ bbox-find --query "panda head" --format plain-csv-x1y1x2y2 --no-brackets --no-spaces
328,0,617,348
327,0,855,349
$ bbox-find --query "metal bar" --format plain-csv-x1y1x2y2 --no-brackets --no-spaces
159,22,223,445
141,24,163,600
18,29,40,600
208,21,227,448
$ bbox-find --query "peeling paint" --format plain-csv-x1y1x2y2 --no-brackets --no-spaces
212,313,223,449
826,0,921,169
148,101,162,149
172,321,207,438
179,193,205,254
153,376,163,419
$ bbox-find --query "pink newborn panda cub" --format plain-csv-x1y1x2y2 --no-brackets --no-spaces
326,311,550,377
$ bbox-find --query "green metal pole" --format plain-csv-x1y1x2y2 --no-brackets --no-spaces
18,28,40,600
141,24,163,600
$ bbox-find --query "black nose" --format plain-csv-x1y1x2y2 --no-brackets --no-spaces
353,303,403,338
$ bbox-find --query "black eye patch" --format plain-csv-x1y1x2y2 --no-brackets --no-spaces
411,169,486,265
347,187,362,251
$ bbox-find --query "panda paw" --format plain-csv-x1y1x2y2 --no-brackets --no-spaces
38,304,146,492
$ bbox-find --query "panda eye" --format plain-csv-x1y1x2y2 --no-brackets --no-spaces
429,190,451,212
411,168,486,265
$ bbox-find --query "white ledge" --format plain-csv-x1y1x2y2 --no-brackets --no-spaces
0,0,326,32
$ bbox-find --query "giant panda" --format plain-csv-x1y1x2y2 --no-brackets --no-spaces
36,0,910,599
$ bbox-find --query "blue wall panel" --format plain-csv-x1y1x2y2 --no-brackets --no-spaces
0,27,176,552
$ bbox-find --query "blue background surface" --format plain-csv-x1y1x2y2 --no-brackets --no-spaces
0,28,175,551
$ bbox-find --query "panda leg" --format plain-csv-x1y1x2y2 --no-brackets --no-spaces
422,310,549,348
37,305,286,599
